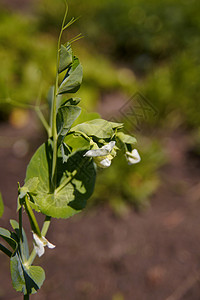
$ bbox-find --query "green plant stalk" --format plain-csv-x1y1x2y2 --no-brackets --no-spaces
19,207,23,242
24,196,41,237
25,0,69,271
4,97,36,109
24,293,29,300
41,216,51,236
19,207,24,260
55,169,77,194
35,106,51,138
51,11,68,191
3,98,50,138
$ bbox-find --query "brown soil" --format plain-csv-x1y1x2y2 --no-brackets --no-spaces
0,119,200,300
0,0,34,11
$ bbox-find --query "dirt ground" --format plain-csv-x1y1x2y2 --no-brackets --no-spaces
0,114,200,300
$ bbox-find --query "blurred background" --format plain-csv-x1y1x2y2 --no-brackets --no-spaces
0,0,200,299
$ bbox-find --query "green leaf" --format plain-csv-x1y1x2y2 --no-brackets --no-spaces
116,132,137,145
71,119,123,139
24,177,39,193
64,132,90,154
10,220,29,261
25,142,96,219
58,57,83,94
61,132,91,162
58,44,73,73
61,97,81,106
25,265,45,294
0,192,4,218
19,177,39,200
10,253,25,293
0,227,17,250
57,105,81,136
10,252,45,295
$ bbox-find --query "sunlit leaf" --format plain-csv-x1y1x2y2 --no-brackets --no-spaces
25,142,96,219
64,132,90,154
19,177,39,200
61,132,91,162
58,57,83,94
56,105,81,136
10,253,25,294
71,119,123,139
10,252,45,295
0,227,17,250
116,132,137,145
10,220,29,261
58,44,73,73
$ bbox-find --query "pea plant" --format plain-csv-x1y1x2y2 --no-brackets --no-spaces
0,5,140,299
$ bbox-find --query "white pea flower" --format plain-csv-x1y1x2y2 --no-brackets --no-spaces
84,141,116,168
33,232,55,257
125,149,141,165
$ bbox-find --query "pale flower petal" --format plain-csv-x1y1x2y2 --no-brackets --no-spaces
84,141,115,157
45,239,56,249
101,141,115,152
84,148,108,157
33,233,55,257
125,149,141,165
33,233,45,257
98,157,112,168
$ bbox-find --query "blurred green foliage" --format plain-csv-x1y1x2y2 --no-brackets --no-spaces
0,8,56,117
91,139,166,214
1,0,198,211
33,0,200,128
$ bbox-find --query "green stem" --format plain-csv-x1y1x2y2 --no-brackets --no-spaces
35,106,51,137
19,207,23,242
41,215,51,236
24,293,29,300
26,248,36,267
71,130,92,142
4,97,36,110
51,6,68,189
19,207,24,259
55,170,77,194
24,197,41,237
26,216,51,266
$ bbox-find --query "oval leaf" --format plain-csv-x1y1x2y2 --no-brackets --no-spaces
71,119,123,139
116,132,137,145
64,132,90,154
58,57,83,94
58,44,73,73
56,105,81,136
25,142,96,219
10,220,29,261
10,252,45,295
0,227,17,250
